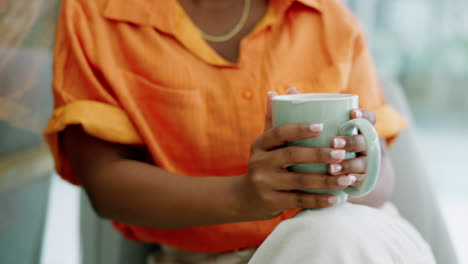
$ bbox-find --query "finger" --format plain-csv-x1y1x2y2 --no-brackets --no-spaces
264,91,278,131
286,87,300,94
349,174,365,187
332,135,366,153
272,171,358,191
328,156,367,176
256,123,323,151
351,109,376,125
276,192,338,209
271,146,346,167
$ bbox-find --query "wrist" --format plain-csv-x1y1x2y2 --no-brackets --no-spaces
227,174,252,222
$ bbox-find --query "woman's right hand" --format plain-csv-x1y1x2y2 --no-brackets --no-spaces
234,90,357,221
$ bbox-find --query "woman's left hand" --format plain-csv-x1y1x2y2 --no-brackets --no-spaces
327,108,377,187
285,86,377,188
286,87,391,207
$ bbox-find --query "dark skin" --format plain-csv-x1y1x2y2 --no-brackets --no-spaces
63,92,394,229
61,0,394,229
284,88,394,206
178,0,268,62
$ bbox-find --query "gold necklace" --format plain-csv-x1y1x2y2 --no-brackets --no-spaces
199,0,251,43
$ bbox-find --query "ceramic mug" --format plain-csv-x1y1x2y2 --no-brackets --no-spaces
272,93,381,204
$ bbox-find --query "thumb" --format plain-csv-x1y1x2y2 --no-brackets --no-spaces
265,91,278,131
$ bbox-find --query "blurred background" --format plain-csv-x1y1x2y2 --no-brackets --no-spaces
347,1,468,262
0,0,467,263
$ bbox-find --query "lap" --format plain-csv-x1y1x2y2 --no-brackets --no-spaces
149,203,435,264
249,202,436,264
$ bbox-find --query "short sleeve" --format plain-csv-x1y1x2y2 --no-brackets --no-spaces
343,32,407,144
44,1,143,185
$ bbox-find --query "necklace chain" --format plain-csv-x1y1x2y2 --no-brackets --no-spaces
199,0,251,43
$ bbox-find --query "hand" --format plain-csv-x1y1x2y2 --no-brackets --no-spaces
328,108,377,188
281,88,390,207
235,89,358,221
276,88,379,194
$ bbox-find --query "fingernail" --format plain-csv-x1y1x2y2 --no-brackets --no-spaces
309,123,323,132
330,149,345,160
330,164,342,174
268,91,278,97
286,87,299,94
333,138,346,148
328,196,338,205
337,176,352,186
349,174,357,184
353,109,363,118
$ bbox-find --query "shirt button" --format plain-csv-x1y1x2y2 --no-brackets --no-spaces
242,89,253,100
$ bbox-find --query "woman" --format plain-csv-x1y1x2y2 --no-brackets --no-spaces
45,0,435,263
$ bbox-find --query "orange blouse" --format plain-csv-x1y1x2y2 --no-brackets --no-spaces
45,0,406,253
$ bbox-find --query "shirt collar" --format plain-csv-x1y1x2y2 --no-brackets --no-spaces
103,0,321,32
251,0,321,34
103,0,322,66
103,0,177,34
271,0,321,13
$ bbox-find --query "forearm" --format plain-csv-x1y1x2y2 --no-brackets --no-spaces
349,139,394,207
83,159,244,229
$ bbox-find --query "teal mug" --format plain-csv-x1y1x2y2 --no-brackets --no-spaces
272,93,381,204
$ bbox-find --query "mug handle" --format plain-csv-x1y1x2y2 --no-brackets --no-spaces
339,118,381,197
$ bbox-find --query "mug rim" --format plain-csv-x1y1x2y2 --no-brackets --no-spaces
272,93,357,102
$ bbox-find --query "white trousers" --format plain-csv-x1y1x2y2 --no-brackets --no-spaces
249,202,436,264
150,203,436,264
